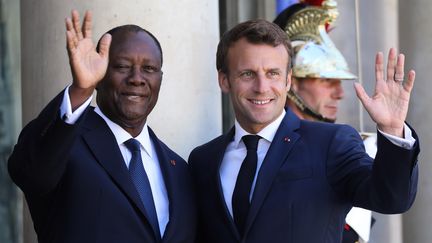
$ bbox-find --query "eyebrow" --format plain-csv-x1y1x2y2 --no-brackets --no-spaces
267,68,282,72
112,56,161,65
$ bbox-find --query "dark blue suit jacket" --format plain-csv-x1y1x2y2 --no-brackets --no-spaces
189,109,419,243
8,92,196,243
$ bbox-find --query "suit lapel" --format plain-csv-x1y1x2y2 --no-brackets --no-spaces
244,110,301,236
147,128,175,241
81,111,151,226
200,128,241,240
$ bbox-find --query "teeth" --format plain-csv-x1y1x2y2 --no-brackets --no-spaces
126,95,140,101
251,99,270,105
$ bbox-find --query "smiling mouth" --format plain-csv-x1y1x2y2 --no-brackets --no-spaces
250,99,271,105
126,95,141,101
123,93,145,101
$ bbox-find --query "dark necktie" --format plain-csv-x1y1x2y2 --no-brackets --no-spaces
232,135,261,236
124,138,160,239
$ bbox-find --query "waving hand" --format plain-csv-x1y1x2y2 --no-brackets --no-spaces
354,48,415,137
65,10,112,110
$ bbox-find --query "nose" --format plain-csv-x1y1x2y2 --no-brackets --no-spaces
254,73,269,93
128,66,145,85
331,80,344,100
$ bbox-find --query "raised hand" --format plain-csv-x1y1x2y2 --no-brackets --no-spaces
354,48,416,137
65,10,111,109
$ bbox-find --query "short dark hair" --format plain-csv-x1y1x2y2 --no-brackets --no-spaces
216,19,292,74
96,24,163,65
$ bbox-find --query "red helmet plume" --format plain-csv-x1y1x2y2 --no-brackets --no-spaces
300,0,324,6
300,0,331,31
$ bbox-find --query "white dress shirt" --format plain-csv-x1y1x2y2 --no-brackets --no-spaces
219,110,416,219
59,86,169,236
220,110,286,217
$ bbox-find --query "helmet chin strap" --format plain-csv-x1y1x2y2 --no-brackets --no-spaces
287,90,336,123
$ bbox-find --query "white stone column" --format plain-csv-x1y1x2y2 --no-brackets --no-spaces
20,0,221,242
399,0,432,242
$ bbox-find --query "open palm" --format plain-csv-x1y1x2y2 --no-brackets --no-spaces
66,10,111,90
354,48,415,137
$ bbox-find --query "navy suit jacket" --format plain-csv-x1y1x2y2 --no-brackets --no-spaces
8,92,196,243
189,109,419,243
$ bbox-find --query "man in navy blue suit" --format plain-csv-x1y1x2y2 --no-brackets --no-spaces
189,19,419,243
8,10,196,243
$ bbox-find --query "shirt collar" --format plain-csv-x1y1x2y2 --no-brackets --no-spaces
233,110,286,148
94,106,154,159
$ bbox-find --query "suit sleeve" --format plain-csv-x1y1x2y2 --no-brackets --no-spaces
326,125,419,214
8,91,88,196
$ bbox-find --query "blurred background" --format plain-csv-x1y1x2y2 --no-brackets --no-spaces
0,0,430,242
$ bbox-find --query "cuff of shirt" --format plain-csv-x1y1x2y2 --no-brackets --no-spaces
378,123,416,149
59,85,93,124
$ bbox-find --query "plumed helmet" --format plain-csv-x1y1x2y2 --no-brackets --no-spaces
275,0,356,80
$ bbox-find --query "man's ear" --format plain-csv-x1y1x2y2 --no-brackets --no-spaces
218,71,230,93
95,75,107,91
286,69,292,92
290,76,300,92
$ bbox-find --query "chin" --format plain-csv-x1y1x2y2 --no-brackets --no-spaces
322,110,337,120
326,115,337,121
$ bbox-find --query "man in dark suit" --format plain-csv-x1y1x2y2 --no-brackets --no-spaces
8,10,196,243
189,19,419,243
